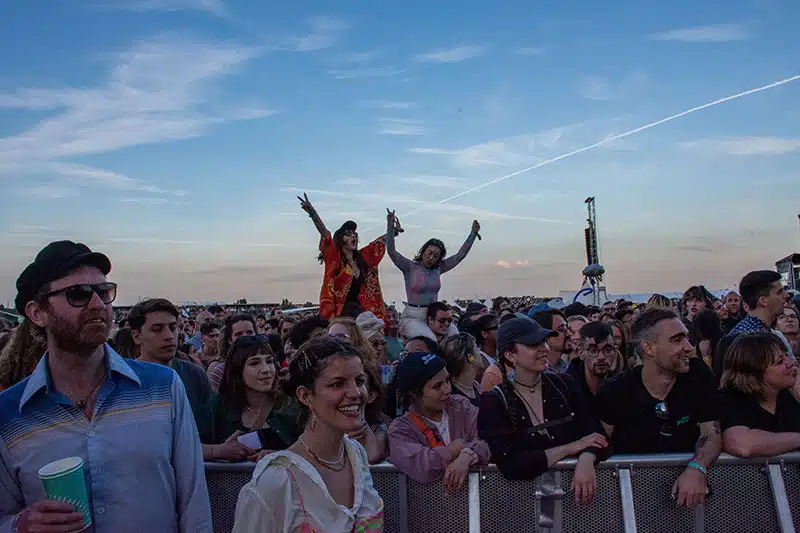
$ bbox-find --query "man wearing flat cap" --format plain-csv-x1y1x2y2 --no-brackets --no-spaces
0,241,211,532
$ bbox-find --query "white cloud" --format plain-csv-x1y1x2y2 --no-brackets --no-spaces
400,175,470,189
409,125,578,168
378,118,424,136
0,33,269,196
362,100,416,109
680,136,800,155
280,187,570,224
511,47,545,56
119,197,171,204
581,72,647,101
98,0,226,16
648,24,750,42
329,67,403,80
415,45,485,63
496,259,530,269
287,16,349,52
18,185,79,199
332,178,362,186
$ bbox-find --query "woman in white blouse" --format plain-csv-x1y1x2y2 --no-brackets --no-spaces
233,336,384,533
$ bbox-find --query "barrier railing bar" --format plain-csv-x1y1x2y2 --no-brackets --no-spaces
551,471,564,533
202,451,800,474
618,468,637,533
693,502,704,533
397,472,409,533
767,463,796,533
468,472,480,533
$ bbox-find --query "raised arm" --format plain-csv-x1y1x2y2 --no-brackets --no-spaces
386,209,413,273
298,193,328,236
439,220,480,274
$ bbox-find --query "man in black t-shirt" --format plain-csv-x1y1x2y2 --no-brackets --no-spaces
596,308,721,508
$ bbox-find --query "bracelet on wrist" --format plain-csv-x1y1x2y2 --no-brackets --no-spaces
687,461,707,475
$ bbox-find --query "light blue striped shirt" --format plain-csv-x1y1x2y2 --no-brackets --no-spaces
0,346,212,533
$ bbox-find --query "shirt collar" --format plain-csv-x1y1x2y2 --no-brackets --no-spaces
19,344,142,412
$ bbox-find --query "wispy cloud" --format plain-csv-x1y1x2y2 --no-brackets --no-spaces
332,178,362,186
400,175,470,189
287,16,349,52
647,24,750,42
280,187,570,224
119,197,171,205
362,100,416,109
581,72,647,101
496,259,530,269
511,47,545,56
18,185,80,200
415,45,486,63
99,0,226,16
329,67,404,80
680,136,800,155
378,117,425,136
0,33,269,197
409,124,582,168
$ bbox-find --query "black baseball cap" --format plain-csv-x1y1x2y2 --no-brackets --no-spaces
497,317,557,356
15,240,112,314
396,351,446,393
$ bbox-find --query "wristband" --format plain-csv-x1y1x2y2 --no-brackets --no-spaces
460,447,478,465
687,461,707,475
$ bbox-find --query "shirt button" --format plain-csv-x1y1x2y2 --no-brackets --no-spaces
90,468,99,475
89,431,95,437
96,507,105,515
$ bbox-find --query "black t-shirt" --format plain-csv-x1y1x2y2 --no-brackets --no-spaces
595,358,719,454
720,389,800,433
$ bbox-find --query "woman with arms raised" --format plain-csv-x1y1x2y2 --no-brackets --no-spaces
233,336,383,533
386,209,480,341
299,193,402,322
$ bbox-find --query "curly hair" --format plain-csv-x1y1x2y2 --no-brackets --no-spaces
0,320,46,390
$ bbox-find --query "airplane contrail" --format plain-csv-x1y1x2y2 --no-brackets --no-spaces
400,73,800,217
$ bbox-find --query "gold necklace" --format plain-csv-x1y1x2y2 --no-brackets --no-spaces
299,436,346,472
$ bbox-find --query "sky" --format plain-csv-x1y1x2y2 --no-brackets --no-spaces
1,0,799,307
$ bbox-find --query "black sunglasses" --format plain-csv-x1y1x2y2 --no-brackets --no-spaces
38,282,117,308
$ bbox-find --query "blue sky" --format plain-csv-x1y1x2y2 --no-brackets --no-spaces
1,0,799,306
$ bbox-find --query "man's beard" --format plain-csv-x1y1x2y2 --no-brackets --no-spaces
48,312,110,354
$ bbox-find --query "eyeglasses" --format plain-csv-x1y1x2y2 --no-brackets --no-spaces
371,338,387,348
655,402,672,438
586,345,616,357
38,282,117,308
435,317,453,326
330,333,351,341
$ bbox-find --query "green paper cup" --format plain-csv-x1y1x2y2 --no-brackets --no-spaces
38,457,92,528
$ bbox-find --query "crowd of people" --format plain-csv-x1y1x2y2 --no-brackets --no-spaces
0,220,799,531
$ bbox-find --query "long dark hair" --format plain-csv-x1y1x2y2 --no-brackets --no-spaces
219,335,278,410
413,238,447,269
317,228,370,281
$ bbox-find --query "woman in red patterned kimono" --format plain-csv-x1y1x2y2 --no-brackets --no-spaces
298,193,402,323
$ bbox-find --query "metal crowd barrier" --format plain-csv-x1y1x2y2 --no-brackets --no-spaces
205,452,800,533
